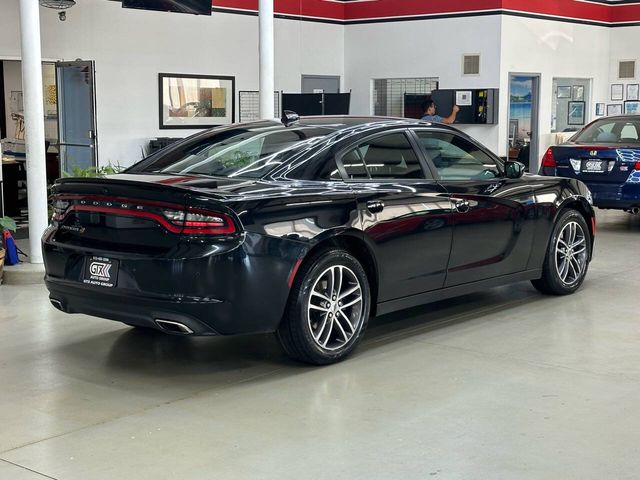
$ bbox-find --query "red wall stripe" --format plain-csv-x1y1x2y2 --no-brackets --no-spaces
503,0,611,23
343,0,502,20
214,0,344,19
212,0,640,24
611,3,640,23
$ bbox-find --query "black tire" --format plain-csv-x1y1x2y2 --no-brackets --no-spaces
532,209,591,295
277,248,371,365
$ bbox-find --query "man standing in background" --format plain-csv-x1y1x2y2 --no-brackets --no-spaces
421,99,460,124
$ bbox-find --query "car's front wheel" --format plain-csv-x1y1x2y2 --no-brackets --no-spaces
277,248,371,365
532,209,591,295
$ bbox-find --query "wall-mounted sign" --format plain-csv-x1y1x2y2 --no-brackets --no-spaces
456,90,472,106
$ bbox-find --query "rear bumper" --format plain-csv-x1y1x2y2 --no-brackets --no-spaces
587,181,640,209
46,281,223,335
42,230,307,335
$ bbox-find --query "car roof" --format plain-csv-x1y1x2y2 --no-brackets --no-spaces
297,115,424,129
238,115,461,133
592,115,640,122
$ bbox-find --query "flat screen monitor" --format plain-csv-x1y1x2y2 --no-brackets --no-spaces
122,0,212,16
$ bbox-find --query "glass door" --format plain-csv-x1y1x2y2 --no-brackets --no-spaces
56,60,97,175
507,74,540,172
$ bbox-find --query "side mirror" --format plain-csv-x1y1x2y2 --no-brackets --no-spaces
505,160,526,179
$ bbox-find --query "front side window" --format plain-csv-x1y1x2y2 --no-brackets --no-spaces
340,132,428,180
414,131,501,180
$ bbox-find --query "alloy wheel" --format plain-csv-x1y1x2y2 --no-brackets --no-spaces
555,221,587,285
307,265,364,351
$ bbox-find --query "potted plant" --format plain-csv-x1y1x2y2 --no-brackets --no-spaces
0,216,17,282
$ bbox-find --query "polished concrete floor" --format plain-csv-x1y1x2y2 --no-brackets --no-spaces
1,210,639,480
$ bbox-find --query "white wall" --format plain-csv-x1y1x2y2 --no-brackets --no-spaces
609,27,640,103
344,16,503,153
2,1,639,172
1,0,344,167
499,17,611,169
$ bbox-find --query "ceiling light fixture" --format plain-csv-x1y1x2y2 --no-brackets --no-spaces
39,0,76,21
39,0,76,9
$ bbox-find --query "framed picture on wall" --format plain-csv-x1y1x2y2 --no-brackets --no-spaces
595,103,605,116
572,85,584,101
611,84,624,101
159,73,235,129
607,103,623,116
624,101,640,115
557,86,571,98
627,84,640,101
568,101,585,125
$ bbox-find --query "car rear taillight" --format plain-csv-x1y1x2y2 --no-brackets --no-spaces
51,199,70,222
162,208,236,235
52,194,238,236
541,147,556,168
634,161,640,171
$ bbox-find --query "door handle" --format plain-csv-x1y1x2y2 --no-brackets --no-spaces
453,199,471,213
366,200,385,214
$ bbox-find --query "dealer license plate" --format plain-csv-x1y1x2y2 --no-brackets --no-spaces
83,256,119,288
581,159,607,173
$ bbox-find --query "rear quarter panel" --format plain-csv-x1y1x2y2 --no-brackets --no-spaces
218,180,361,331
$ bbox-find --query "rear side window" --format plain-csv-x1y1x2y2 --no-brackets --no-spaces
415,131,501,180
339,132,428,180
133,126,331,178
340,148,369,179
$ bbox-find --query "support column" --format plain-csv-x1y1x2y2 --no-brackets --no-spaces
19,0,48,264
259,0,275,120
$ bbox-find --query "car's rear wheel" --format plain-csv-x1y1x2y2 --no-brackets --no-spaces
532,209,591,295
277,248,371,365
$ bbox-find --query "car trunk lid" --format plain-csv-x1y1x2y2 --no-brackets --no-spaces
50,174,245,254
550,145,640,184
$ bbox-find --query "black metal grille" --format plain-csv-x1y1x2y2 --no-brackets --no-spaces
463,55,480,75
619,61,635,79
372,78,439,117
239,91,281,122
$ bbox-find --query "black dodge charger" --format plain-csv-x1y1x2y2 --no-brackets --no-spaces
43,116,595,364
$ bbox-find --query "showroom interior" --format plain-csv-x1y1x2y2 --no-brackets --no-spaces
1,0,640,478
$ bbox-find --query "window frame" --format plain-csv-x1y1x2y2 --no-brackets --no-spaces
409,128,505,182
334,128,436,183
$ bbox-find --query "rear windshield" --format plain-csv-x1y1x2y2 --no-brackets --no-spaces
573,118,640,144
134,125,332,178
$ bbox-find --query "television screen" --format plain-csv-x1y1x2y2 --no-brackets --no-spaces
122,0,212,16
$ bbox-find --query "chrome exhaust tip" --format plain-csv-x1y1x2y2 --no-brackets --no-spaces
630,207,640,215
50,298,64,311
155,319,194,335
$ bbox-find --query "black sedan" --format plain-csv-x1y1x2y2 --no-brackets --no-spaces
539,115,640,212
43,116,595,364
